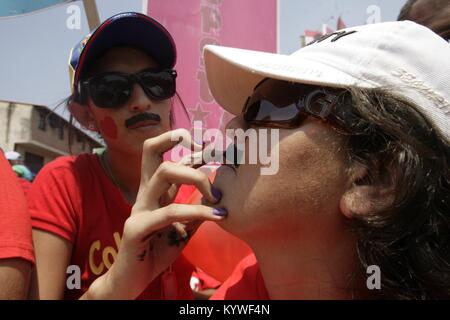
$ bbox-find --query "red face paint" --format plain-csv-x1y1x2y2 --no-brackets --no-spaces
100,116,118,140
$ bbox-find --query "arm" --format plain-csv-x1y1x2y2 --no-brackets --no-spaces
0,258,32,299
29,229,72,300
0,153,35,299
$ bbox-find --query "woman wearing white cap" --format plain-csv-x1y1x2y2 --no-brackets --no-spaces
201,21,450,299
129,21,450,299
28,12,225,300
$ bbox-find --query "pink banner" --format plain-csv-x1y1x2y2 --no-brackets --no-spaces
148,0,277,132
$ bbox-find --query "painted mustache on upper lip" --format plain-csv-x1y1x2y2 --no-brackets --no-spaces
125,113,161,128
191,144,243,169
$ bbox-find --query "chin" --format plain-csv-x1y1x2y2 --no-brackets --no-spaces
211,167,246,233
212,165,235,202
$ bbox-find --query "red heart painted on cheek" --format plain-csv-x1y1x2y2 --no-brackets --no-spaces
100,116,118,140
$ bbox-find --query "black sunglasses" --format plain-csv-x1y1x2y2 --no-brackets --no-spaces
78,68,177,108
243,78,346,129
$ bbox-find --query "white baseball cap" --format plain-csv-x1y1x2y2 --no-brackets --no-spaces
5,151,21,161
204,21,450,141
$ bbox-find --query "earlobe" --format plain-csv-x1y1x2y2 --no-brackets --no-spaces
340,185,373,219
339,162,395,219
68,101,98,131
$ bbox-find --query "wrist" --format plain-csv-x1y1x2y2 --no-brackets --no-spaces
80,268,130,300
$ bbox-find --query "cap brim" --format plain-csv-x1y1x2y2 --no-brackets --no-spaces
77,13,176,80
204,45,373,115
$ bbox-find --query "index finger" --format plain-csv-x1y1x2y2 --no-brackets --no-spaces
141,129,203,182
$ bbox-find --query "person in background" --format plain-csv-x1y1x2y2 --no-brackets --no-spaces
0,149,34,299
5,151,33,182
4,151,33,196
398,0,450,41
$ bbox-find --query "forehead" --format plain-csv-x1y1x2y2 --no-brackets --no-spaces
89,46,159,74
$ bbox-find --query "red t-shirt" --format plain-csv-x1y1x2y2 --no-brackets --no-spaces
0,153,34,263
28,153,194,300
210,253,269,300
18,178,32,197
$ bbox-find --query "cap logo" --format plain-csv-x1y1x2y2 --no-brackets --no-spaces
392,68,450,116
307,30,357,46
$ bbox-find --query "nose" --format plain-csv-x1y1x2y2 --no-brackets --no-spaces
224,114,251,145
127,83,152,112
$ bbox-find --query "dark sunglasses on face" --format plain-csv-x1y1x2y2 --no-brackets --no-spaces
77,68,177,108
243,78,346,129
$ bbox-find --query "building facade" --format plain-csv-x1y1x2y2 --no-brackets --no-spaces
0,101,103,175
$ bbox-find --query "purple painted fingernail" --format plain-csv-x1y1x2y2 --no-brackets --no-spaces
211,186,222,201
213,208,228,217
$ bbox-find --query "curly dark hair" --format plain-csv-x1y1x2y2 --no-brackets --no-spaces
340,87,450,299
397,0,419,21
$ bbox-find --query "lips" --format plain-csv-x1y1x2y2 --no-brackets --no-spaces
191,145,242,171
125,113,161,129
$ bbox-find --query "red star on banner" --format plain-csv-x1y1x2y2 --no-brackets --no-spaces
189,103,211,125
219,110,235,132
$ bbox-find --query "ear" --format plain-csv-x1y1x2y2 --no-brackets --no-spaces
68,100,98,132
340,161,396,219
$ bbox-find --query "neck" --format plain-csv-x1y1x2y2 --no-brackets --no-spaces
103,147,142,204
247,219,372,300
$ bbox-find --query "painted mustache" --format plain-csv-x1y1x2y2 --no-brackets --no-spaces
191,144,243,169
125,113,161,129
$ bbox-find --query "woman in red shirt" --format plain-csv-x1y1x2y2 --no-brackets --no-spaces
0,151,34,299
28,12,225,300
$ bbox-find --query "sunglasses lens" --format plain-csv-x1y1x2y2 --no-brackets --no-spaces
140,70,175,100
90,74,131,108
245,100,300,122
244,80,303,125
85,69,176,108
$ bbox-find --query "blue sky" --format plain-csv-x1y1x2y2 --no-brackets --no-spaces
0,0,71,16
0,0,142,117
0,0,406,118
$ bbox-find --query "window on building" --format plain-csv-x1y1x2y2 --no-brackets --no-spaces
24,152,44,177
38,111,46,131
58,123,64,140
48,114,59,129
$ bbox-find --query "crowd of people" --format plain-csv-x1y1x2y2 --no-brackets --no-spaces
0,0,449,300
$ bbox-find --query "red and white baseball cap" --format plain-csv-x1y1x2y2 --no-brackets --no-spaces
204,21,450,141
